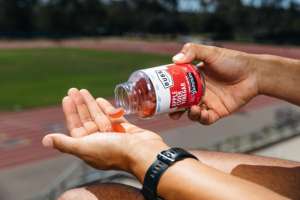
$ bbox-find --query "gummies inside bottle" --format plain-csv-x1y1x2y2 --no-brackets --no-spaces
115,63,205,118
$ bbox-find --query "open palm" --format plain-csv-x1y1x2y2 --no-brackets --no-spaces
42,88,163,171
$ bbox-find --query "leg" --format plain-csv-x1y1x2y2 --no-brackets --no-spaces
59,183,145,200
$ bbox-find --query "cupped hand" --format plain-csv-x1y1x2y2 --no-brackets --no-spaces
42,88,167,172
170,43,259,125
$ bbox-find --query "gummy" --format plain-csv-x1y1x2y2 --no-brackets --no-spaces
112,123,126,133
109,108,125,119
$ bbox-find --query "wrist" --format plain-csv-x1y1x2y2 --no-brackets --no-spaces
254,54,298,96
253,54,275,95
127,140,170,182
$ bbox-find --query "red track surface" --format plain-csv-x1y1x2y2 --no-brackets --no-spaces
0,39,298,169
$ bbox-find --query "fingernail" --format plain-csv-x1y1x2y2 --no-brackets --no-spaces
68,88,78,93
42,136,53,148
68,88,78,97
96,97,104,102
62,96,69,102
79,89,88,93
173,53,185,61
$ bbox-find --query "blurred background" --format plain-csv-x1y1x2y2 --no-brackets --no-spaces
0,0,300,199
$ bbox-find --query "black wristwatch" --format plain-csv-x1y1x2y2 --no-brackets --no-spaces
141,147,198,200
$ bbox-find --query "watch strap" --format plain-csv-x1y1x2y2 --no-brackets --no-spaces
142,148,198,200
142,159,168,200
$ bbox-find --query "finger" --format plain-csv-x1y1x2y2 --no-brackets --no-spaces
199,109,220,125
96,98,127,123
201,88,229,118
173,43,220,64
62,96,87,137
169,111,185,120
80,89,111,132
188,105,201,121
95,97,116,114
62,96,82,130
68,88,98,134
42,133,82,155
96,98,127,132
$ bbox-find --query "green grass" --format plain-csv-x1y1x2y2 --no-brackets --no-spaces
0,48,170,111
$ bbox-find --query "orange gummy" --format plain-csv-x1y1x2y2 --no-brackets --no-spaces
109,108,125,133
112,123,126,133
139,100,156,118
109,108,125,119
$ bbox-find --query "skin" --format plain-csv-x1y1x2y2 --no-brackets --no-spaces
59,183,144,200
192,151,300,200
59,151,300,200
170,43,300,124
44,91,288,200
42,43,300,200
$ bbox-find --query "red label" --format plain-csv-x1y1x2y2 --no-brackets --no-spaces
167,64,204,110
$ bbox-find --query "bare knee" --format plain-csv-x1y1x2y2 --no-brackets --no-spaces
58,183,144,200
58,187,98,200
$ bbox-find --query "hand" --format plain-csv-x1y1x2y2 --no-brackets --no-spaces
170,43,259,125
42,88,167,172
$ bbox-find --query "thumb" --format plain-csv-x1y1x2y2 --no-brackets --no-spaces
173,43,219,64
42,133,80,155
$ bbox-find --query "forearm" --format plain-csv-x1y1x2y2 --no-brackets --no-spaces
157,159,287,200
191,150,300,199
191,150,300,173
128,144,288,200
255,54,300,105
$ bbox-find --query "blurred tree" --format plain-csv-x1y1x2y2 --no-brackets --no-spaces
0,0,299,44
107,0,187,35
35,0,107,36
0,0,38,36
104,0,133,35
261,0,284,8
250,0,300,44
196,0,242,40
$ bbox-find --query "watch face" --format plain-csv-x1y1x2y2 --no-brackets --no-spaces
163,151,174,158
158,152,175,165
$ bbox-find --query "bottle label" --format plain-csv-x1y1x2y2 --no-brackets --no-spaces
140,64,205,114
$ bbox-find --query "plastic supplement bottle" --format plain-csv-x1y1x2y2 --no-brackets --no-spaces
115,63,205,118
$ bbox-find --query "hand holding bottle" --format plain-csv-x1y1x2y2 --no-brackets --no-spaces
170,43,260,125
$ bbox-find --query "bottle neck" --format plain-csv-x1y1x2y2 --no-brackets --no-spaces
114,82,137,115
